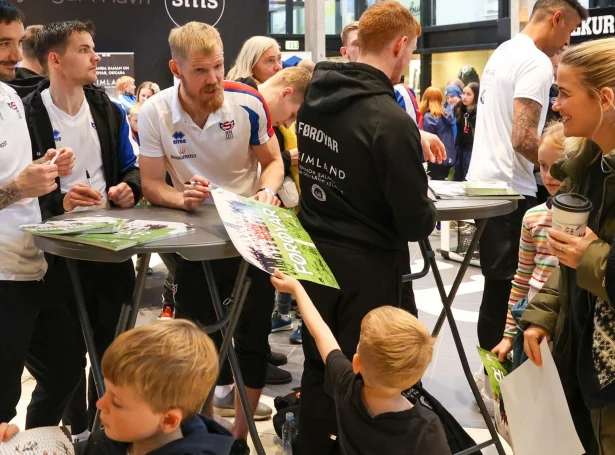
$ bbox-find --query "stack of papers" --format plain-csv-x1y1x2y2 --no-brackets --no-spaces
428,181,523,200
20,216,194,251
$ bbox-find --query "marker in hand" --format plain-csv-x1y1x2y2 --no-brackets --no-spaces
86,169,92,187
49,150,59,165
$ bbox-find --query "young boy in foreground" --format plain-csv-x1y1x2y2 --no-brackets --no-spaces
271,270,450,455
1,320,234,455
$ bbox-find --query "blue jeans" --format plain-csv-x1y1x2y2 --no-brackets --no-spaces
512,296,529,371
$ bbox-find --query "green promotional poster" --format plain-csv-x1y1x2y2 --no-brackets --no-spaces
211,187,339,289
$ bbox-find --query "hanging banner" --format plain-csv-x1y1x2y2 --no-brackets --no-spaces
96,53,135,98
571,7,615,43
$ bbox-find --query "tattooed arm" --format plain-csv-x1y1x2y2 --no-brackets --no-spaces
0,181,21,210
511,98,542,165
0,163,59,211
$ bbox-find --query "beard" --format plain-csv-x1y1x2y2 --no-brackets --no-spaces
181,77,224,113
0,61,18,82
201,85,224,112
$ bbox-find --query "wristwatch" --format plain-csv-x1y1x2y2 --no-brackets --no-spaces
258,187,276,196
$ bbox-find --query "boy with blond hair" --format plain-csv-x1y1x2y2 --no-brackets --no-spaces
271,270,449,455
88,319,232,454
1,320,233,454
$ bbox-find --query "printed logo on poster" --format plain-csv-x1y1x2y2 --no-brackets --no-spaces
219,120,235,139
165,0,225,27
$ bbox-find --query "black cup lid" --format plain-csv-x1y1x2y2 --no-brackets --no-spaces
553,193,593,213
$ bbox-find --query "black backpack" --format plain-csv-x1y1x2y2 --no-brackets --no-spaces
273,389,301,452
403,383,482,454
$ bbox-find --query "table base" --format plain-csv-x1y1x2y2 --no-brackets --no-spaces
404,223,506,455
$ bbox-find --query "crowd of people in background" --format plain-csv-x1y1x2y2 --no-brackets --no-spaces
2,0,615,454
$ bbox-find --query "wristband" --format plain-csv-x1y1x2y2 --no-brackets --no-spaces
258,187,276,196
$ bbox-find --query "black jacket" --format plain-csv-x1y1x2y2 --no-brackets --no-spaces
455,104,476,150
296,62,436,251
23,79,141,222
8,68,46,98
75,415,234,455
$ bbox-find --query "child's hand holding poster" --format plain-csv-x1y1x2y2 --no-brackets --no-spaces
211,186,339,289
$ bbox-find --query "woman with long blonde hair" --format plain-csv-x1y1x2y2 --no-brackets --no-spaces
420,87,455,180
521,37,615,452
226,36,282,83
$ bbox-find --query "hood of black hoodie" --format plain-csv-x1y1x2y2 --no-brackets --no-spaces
305,61,395,114
80,415,233,455
7,74,47,99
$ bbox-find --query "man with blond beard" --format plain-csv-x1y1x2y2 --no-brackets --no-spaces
138,22,284,455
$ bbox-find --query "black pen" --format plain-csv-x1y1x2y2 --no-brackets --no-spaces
86,169,92,187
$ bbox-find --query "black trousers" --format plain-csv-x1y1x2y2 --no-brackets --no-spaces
174,257,275,389
0,278,82,428
48,258,136,434
477,197,537,351
298,242,414,455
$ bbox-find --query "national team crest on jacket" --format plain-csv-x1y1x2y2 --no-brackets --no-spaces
219,120,235,139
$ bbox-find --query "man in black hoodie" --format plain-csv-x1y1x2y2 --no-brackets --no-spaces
295,2,437,453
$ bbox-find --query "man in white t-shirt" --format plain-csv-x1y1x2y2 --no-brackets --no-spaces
22,20,141,437
0,1,82,428
465,0,587,384
138,22,283,453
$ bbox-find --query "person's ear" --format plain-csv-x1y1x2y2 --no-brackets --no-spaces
340,47,347,58
352,353,361,375
160,409,183,434
393,36,408,56
553,11,563,27
600,87,615,111
280,87,294,99
48,52,60,70
169,60,180,79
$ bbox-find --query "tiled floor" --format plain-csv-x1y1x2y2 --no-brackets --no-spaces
12,233,512,454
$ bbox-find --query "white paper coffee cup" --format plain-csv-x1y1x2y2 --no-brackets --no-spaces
551,193,592,237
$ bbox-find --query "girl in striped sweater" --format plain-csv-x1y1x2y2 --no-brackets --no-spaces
491,121,566,363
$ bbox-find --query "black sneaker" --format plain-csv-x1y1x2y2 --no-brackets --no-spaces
267,351,288,367
265,363,292,385
230,439,250,455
